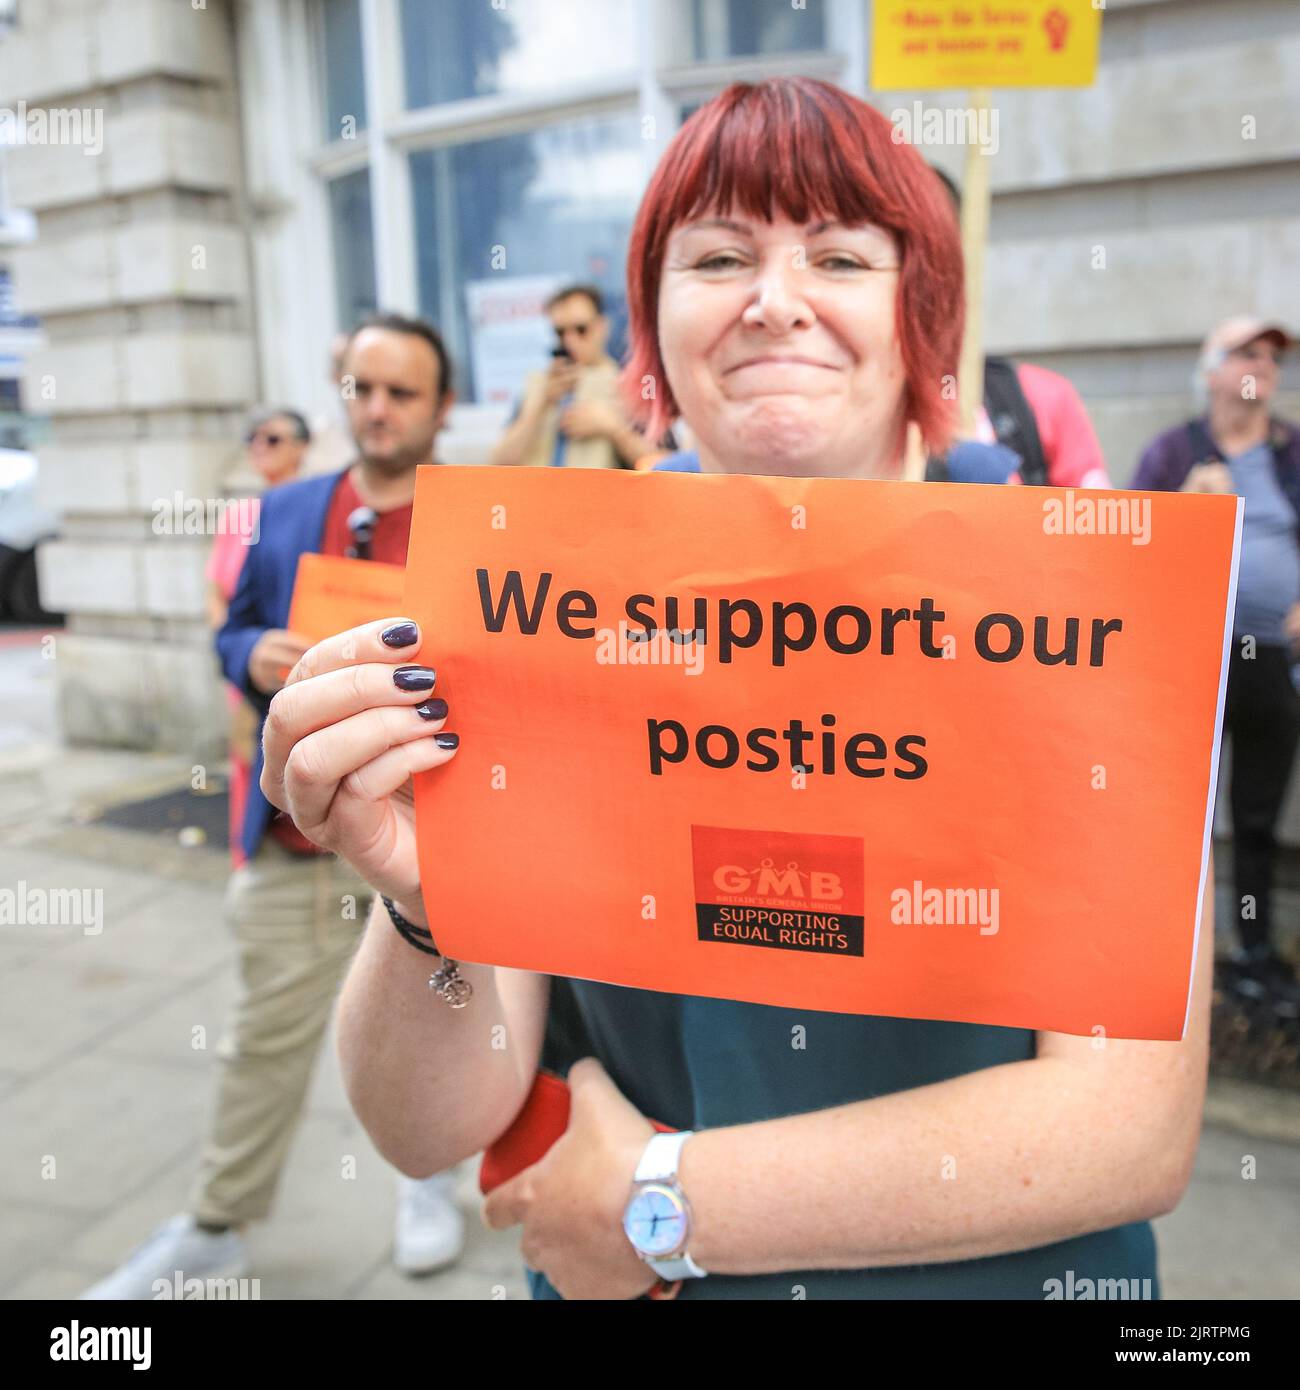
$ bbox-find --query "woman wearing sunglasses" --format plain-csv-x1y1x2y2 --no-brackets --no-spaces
259,79,1212,1301
206,407,311,864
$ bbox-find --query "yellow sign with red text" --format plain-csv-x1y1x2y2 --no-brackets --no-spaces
872,0,1101,90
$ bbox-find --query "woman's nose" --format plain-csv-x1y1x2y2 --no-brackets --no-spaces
742,258,815,334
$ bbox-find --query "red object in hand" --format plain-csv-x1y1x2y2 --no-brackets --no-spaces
479,1069,675,1194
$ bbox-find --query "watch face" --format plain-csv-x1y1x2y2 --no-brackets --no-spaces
623,1183,688,1258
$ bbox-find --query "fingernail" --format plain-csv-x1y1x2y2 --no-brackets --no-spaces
394,665,436,692
414,698,448,722
381,621,420,648
435,733,459,751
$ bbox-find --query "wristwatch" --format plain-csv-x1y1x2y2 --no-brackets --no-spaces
621,1131,708,1282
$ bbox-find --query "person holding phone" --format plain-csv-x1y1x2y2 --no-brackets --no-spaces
490,284,661,470
258,79,1213,1301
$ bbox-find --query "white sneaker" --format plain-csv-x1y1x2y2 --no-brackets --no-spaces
393,1173,465,1275
81,1214,249,1300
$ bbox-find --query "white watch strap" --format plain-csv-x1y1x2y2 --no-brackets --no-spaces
650,1250,708,1281
632,1131,707,1280
635,1130,694,1183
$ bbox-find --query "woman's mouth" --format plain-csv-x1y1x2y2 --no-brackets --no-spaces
725,355,838,374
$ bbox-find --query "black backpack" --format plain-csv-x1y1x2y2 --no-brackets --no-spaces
925,357,1049,485
984,356,1048,485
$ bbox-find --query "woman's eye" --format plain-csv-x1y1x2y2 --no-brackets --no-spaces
817,255,867,271
696,252,746,271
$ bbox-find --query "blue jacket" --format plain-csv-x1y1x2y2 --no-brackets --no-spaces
216,468,348,862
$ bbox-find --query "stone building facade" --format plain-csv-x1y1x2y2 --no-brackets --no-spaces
2,0,1299,771
3,0,251,760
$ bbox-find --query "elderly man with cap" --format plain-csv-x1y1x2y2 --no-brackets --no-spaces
1135,317,1300,1015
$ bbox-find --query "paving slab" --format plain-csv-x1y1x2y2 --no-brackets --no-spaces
4,1263,105,1300
1155,1126,1300,1299
0,1053,207,1213
0,956,188,1077
96,970,237,1072
0,1204,96,1300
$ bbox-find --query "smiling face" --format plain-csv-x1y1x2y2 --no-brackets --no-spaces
656,211,909,479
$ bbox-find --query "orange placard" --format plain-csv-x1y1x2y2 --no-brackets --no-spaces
405,467,1241,1040
287,553,406,644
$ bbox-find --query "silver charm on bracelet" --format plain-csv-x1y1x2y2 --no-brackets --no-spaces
429,960,472,1008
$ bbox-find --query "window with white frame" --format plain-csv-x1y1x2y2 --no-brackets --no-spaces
311,0,847,405
686,0,827,61
400,0,638,108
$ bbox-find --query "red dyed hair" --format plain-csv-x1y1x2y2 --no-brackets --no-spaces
622,78,965,454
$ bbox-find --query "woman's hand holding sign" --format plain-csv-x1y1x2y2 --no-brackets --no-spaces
259,617,458,924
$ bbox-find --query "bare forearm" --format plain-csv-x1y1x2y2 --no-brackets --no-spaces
490,402,548,468
336,899,545,1175
681,1053,1196,1276
609,421,656,466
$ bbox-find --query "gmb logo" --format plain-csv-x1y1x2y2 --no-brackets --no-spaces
713,858,844,902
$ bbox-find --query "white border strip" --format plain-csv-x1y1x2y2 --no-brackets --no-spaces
1183,495,1244,1039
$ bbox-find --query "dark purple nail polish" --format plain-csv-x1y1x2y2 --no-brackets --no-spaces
394,665,436,692
415,698,448,722
434,733,459,751
381,621,419,648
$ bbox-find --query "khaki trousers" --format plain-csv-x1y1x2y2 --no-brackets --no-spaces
190,840,373,1226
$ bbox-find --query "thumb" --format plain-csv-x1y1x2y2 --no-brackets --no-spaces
567,1056,636,1121
482,1163,536,1231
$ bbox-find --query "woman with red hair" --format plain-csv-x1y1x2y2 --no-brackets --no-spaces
258,79,1210,1300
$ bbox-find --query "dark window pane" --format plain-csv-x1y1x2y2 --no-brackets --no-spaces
690,0,825,60
410,113,642,404
321,0,367,141
401,0,635,108
328,168,377,331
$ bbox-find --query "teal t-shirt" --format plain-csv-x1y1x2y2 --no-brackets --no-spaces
527,454,1158,1299
527,980,1158,1300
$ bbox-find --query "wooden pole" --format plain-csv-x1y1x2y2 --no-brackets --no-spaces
957,88,992,436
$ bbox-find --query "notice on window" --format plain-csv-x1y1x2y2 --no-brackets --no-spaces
465,274,565,407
